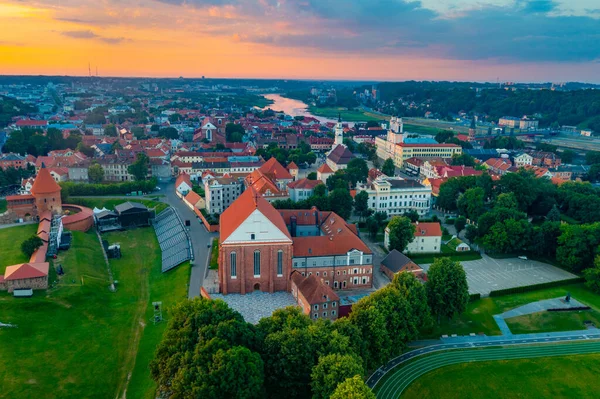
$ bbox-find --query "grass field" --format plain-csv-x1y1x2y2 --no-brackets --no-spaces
0,226,189,399
421,283,600,338
0,223,38,274
68,197,168,213
403,124,444,136
506,309,600,334
401,354,600,399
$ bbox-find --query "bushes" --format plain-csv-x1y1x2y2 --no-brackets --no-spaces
488,278,584,297
60,178,157,197
469,293,481,302
408,251,482,264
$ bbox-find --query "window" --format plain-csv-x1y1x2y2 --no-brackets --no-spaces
253,250,261,276
343,281,347,288
332,301,337,307
323,272,327,277
230,252,237,278
334,281,339,289
314,304,319,311
323,312,327,317
250,233,255,240
277,250,283,276
316,272,319,276
323,303,327,309
332,310,336,316
314,313,318,319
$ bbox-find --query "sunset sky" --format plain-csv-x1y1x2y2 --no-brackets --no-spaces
0,0,599,82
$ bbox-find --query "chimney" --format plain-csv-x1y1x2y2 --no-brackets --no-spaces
415,221,419,225
290,216,297,237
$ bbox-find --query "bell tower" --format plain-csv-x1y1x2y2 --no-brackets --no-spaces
334,114,344,146
387,116,404,144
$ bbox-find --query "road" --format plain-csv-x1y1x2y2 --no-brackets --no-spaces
370,333,600,399
159,181,217,298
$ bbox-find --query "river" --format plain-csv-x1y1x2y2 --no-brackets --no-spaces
261,94,344,125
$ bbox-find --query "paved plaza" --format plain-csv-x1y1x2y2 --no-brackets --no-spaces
211,291,298,324
422,255,577,295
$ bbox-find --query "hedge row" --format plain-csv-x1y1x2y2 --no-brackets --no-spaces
488,277,585,297
469,293,481,302
60,178,158,196
408,251,482,264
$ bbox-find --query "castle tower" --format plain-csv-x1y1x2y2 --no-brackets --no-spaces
31,164,62,215
387,116,404,144
334,114,344,146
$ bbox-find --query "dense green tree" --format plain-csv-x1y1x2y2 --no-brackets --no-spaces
476,172,494,200
386,216,415,253
226,122,245,142
465,224,478,241
483,218,531,253
586,151,600,165
330,375,376,399
208,346,264,399
329,188,354,220
426,258,469,323
326,171,348,191
104,124,117,137
588,164,600,182
366,216,379,239
307,171,317,180
451,153,476,166
403,210,419,223
131,126,146,139
382,158,395,176
88,163,104,183
21,235,43,257
457,187,485,220
455,216,466,235
2,130,27,154
346,158,369,187
529,221,561,257
127,152,149,181
76,142,95,157
391,272,432,331
494,192,519,210
584,256,600,294
477,207,527,237
310,353,364,399
158,127,179,139
561,149,576,164
353,191,370,220
556,224,600,273
547,204,561,222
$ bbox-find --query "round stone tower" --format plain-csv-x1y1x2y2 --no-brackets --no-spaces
31,164,62,215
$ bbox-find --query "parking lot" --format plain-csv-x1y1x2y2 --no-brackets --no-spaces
421,255,578,296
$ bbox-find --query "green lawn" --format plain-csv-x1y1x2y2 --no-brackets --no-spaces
505,310,600,334
403,124,443,136
0,198,7,213
401,354,600,399
0,223,38,274
209,238,218,270
68,197,168,213
0,226,189,399
421,283,600,338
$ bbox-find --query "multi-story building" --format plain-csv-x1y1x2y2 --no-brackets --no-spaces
287,178,324,202
384,221,442,254
218,188,373,295
0,153,29,170
499,116,539,130
309,136,334,152
513,153,534,167
290,271,340,321
376,117,462,167
356,177,432,217
204,177,244,214
97,156,135,182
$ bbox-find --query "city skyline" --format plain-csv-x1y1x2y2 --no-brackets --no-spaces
1,0,599,82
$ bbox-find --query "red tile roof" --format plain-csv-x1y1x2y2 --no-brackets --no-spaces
3,262,49,280
291,271,339,305
175,173,192,188
317,163,334,173
220,188,291,243
288,178,323,190
260,157,292,180
31,166,62,195
413,222,442,237
185,190,202,206
287,161,299,171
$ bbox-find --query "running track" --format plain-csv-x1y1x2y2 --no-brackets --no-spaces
370,334,600,399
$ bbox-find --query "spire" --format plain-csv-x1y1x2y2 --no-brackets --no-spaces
470,118,476,129
338,113,341,123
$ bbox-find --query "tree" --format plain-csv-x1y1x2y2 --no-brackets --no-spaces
382,158,395,176
561,149,576,164
346,158,369,187
584,256,600,294
328,189,353,220
465,224,478,241
313,184,327,198
386,216,415,252
494,192,518,210
226,123,245,142
158,127,179,139
366,216,379,239
547,204,561,222
455,216,466,235
483,218,531,254
311,354,364,399
131,126,146,139
426,258,469,323
403,210,419,223
21,235,43,257
451,153,476,167
457,187,485,220
209,346,265,399
353,191,370,221
104,124,117,137
330,375,376,399
307,172,317,180
127,153,149,181
586,151,600,165
391,272,432,331
76,142,95,157
88,163,104,183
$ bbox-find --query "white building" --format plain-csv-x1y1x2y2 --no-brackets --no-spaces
175,173,193,196
287,178,324,202
204,177,244,214
513,153,533,168
356,177,432,217
384,221,442,253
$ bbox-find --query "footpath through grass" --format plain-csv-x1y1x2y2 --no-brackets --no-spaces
0,226,189,399
401,353,600,399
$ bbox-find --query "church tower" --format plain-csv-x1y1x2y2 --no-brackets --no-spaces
468,118,477,141
334,114,344,146
387,116,404,144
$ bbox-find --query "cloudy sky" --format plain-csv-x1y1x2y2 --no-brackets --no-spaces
0,0,599,81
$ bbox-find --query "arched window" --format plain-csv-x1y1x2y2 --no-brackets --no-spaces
277,250,283,276
230,252,237,278
253,250,261,276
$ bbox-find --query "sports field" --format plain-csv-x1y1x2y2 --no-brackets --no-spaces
0,226,189,399
375,342,600,399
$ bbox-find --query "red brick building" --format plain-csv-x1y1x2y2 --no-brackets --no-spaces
291,270,340,321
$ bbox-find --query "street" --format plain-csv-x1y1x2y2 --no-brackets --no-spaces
159,181,217,298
